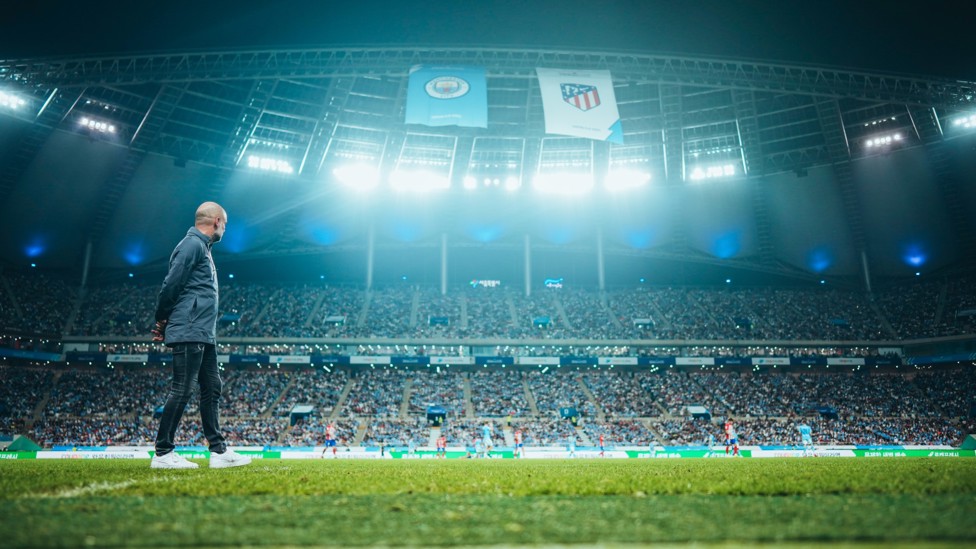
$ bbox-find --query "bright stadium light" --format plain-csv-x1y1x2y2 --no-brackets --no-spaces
952,114,976,129
689,164,735,181
864,133,902,148
604,168,651,192
333,163,379,190
504,175,521,192
79,117,116,134
390,168,451,192
0,91,26,110
532,172,594,195
246,154,294,174
463,175,478,190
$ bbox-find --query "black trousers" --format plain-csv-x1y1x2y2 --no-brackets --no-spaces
154,343,227,455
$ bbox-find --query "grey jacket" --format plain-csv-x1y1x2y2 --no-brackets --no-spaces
154,227,219,345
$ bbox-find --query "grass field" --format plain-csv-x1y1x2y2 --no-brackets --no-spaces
1,458,975,547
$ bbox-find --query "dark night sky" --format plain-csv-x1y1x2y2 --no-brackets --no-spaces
1,0,973,79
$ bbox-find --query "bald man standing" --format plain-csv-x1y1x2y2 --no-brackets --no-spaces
149,202,250,469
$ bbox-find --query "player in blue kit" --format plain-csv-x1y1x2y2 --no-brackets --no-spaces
797,423,814,456
482,423,494,458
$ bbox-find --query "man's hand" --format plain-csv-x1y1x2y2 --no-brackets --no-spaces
151,320,168,342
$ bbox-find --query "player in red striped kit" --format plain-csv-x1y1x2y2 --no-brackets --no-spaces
436,434,447,459
514,429,524,459
599,433,605,457
724,417,739,457
321,422,338,458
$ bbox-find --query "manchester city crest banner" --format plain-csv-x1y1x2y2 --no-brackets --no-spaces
535,68,623,143
405,65,488,128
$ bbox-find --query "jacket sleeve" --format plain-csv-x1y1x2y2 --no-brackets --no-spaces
154,239,201,322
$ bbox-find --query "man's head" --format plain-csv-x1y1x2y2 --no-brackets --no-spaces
195,202,228,244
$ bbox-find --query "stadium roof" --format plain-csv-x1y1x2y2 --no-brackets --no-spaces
1,1,975,287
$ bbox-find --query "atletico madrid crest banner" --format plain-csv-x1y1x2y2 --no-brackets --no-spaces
536,68,623,143
405,65,488,128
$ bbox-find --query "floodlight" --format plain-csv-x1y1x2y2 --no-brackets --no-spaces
333,163,379,190
531,172,594,195
504,176,521,192
390,169,451,192
0,91,26,110
604,169,651,192
246,154,294,174
463,176,477,190
79,116,117,134
863,132,903,149
953,114,976,128
688,164,735,181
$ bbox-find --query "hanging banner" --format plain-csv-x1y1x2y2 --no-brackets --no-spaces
536,67,623,143
405,65,488,128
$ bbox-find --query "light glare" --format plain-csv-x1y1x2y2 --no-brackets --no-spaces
604,169,651,192
390,169,451,192
333,163,380,190
532,172,594,195
247,155,294,174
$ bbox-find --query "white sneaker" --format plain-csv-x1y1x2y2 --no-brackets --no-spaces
151,452,199,469
209,449,252,469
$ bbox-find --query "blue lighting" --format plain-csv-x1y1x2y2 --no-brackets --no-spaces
123,242,144,266
807,247,834,273
30,263,36,268
221,223,257,254
711,230,741,259
128,273,134,278
300,217,342,246
228,274,235,279
915,272,921,277
311,226,340,246
639,278,645,283
623,227,656,249
541,224,576,245
903,243,927,267
24,238,45,258
391,223,422,243
725,278,732,284
820,280,826,285
465,224,504,243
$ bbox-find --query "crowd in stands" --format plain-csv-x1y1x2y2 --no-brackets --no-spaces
508,417,578,446
407,371,466,416
221,370,292,417
341,369,407,416
308,287,367,338
581,372,663,417
469,370,529,416
560,288,621,340
0,366,54,417
361,417,429,447
357,287,415,339
438,419,493,447
911,369,976,417
283,418,357,447
464,288,517,339
273,369,348,417
411,288,463,339
1,361,974,448
692,372,792,417
525,371,598,418
4,270,976,343
0,272,75,336
583,419,657,445
31,417,155,447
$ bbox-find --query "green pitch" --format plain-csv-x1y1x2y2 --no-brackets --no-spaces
1,458,974,547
